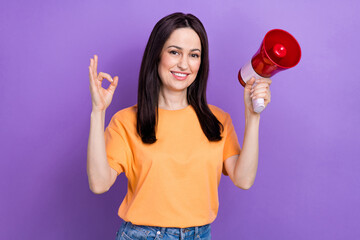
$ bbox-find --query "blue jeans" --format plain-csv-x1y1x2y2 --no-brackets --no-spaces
116,220,212,240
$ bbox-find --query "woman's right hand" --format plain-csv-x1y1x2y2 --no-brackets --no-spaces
89,54,119,112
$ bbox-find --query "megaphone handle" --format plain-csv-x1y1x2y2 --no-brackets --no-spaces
252,98,265,113
241,60,266,113
251,81,265,113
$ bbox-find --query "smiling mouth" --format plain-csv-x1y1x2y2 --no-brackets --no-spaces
171,71,189,77
171,71,190,81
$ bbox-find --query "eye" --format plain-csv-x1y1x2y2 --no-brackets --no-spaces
191,53,200,58
169,50,179,55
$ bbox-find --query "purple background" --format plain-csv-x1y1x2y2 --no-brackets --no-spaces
1,0,359,239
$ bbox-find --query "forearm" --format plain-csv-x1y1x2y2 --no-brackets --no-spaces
87,110,112,193
234,113,260,189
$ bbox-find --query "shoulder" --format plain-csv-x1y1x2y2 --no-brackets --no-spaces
109,104,137,127
113,104,137,118
208,104,230,121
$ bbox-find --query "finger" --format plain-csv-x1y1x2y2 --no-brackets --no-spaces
252,83,270,91
255,78,272,85
89,65,94,79
251,85,269,94
266,78,272,85
89,66,96,89
251,81,270,92
252,82,269,88
256,77,271,82
92,56,97,77
251,88,268,97
90,59,96,79
89,66,91,79
94,54,98,76
98,72,113,83
90,58,93,71
247,77,256,85
245,77,256,90
252,88,271,100
107,76,119,93
90,58,96,79
253,92,268,99
250,87,268,97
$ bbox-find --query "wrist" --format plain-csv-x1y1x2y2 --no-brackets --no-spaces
245,110,260,124
91,109,106,118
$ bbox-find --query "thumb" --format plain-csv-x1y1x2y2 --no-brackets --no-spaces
247,77,256,85
245,77,256,90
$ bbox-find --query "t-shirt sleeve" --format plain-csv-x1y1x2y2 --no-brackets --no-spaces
222,113,241,176
104,115,133,177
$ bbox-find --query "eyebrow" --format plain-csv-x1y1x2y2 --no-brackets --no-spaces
167,45,201,52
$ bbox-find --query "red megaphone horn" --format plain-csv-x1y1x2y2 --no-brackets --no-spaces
238,29,301,113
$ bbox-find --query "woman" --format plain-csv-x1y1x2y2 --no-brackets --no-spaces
87,12,271,240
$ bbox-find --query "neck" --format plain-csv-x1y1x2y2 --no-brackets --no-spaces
158,87,188,110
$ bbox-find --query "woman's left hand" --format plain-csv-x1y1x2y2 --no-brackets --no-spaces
244,77,272,116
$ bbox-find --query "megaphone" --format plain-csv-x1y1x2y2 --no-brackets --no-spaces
238,29,301,113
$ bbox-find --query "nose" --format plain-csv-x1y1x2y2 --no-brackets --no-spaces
177,55,189,70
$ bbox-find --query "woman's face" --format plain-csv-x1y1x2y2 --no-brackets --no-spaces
158,27,201,94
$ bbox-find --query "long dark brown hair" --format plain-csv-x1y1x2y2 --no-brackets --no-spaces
137,12,224,144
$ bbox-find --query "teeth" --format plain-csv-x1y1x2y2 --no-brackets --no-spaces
172,72,187,77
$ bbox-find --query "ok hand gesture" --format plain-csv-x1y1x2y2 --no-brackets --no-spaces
89,55,119,112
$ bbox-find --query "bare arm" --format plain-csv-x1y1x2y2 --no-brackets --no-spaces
223,115,260,189
87,54,119,194
224,77,271,189
87,110,118,194
233,115,260,189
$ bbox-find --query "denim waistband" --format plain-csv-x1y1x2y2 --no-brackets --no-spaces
123,220,211,237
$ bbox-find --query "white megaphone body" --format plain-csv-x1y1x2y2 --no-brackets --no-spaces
238,29,302,113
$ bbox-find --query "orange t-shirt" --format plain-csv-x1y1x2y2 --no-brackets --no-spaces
104,104,241,228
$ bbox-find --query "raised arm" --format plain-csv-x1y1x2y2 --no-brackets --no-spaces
224,77,271,189
87,54,119,194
